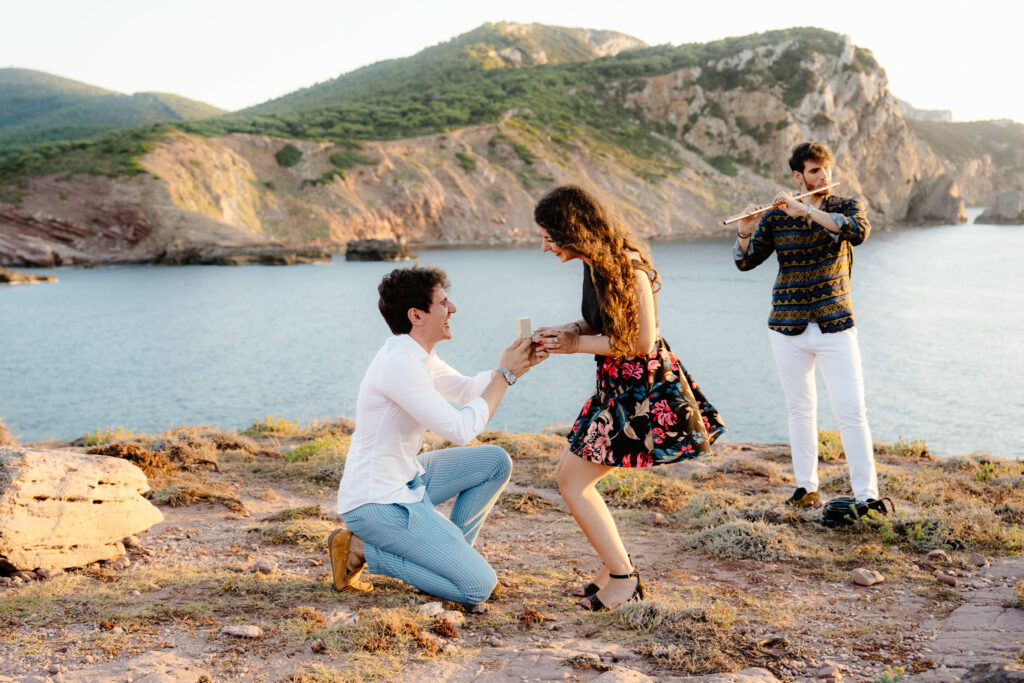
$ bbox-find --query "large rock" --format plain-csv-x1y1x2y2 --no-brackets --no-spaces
904,174,968,225
976,191,1024,225
345,239,415,262
0,448,163,571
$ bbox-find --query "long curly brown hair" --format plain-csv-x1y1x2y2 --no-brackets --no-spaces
534,185,660,354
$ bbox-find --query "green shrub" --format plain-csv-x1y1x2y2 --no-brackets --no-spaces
455,151,476,170
83,426,134,447
818,429,845,461
275,144,303,167
705,155,737,176
329,149,376,169
242,415,299,436
285,436,347,463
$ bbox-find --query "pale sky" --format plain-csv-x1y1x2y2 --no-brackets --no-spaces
3,0,1021,122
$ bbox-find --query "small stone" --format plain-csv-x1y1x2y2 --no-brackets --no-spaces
482,635,504,647
469,602,490,614
310,639,326,653
926,549,951,562
122,535,141,548
441,610,465,627
129,590,142,598
109,556,130,571
850,568,884,586
11,576,23,585
110,626,125,635
36,568,63,580
306,558,322,567
968,553,989,567
251,560,278,575
221,625,263,638
48,664,59,675
642,511,666,526
14,571,35,581
417,601,444,617
936,573,958,587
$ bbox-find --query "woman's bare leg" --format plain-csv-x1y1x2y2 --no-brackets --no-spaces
557,445,638,607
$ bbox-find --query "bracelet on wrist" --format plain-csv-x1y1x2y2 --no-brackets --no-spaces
571,322,582,335
737,231,752,239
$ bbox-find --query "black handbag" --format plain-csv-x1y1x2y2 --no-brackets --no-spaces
822,496,895,528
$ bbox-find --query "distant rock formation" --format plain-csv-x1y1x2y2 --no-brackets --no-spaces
345,239,415,262
897,98,953,123
0,448,163,571
0,266,57,284
976,191,1024,224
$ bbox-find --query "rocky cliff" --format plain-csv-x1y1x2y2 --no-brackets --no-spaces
0,27,980,267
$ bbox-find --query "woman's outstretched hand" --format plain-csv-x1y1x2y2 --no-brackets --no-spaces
534,327,580,355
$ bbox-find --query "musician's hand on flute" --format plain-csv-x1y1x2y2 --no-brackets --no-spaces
773,191,807,218
737,207,760,237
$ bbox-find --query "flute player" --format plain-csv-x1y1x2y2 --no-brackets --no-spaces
732,141,884,512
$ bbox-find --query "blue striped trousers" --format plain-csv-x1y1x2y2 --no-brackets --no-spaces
340,445,512,605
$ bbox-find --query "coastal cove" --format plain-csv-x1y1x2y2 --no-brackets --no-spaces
2,212,1021,459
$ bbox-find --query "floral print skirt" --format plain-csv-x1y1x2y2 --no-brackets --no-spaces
567,338,725,467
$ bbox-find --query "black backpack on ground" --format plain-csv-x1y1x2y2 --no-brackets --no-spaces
821,496,895,528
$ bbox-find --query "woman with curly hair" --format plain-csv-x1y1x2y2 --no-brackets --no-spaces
533,185,725,611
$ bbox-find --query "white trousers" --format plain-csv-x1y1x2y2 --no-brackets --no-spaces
768,325,879,501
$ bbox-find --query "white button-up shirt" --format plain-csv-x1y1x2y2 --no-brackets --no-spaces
337,334,492,514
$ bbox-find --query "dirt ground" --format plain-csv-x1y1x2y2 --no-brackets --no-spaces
1,426,1022,682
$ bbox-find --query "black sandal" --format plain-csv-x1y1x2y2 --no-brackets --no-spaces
578,568,645,611
572,555,632,597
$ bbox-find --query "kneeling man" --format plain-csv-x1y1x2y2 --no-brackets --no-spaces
332,265,541,605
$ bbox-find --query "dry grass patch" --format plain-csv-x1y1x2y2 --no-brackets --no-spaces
290,664,353,683
87,441,173,478
681,520,802,561
597,469,696,511
500,490,556,514
257,518,336,551
676,491,742,530
263,505,324,522
477,431,562,486
292,417,356,441
853,457,1024,554
713,456,788,482
0,418,19,446
615,598,755,674
309,607,447,677
149,482,247,515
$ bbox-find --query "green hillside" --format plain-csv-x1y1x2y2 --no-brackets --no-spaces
0,68,226,144
183,25,853,147
0,26,866,184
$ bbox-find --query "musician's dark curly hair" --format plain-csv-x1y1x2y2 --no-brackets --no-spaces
378,266,450,334
533,185,659,356
789,141,834,173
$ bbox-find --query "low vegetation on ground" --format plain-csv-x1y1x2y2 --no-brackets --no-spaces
2,419,1021,680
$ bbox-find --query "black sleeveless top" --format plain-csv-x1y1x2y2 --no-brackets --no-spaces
581,264,605,335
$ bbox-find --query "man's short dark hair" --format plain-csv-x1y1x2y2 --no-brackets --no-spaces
378,266,450,335
789,142,834,173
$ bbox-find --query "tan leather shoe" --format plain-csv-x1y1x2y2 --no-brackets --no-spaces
328,528,373,592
